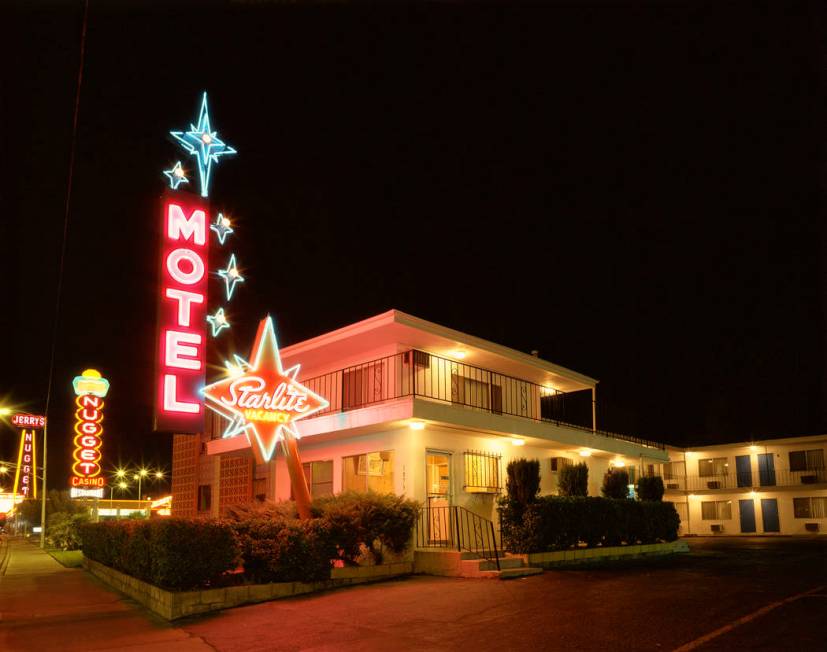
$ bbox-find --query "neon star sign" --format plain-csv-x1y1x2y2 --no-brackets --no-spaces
203,316,329,465
170,92,236,198
218,253,245,300
210,213,234,245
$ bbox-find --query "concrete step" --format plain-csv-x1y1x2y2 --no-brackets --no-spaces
477,557,525,571
498,566,544,579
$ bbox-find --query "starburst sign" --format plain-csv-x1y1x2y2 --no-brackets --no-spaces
203,316,328,464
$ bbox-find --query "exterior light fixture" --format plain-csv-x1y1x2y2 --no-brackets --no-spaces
612,460,625,467
0,465,8,475
155,471,164,480
511,438,525,446
451,350,466,360
749,444,759,452
0,408,11,416
409,421,425,430
579,449,592,457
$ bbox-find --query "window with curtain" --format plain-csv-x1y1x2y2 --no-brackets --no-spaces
698,458,728,477
701,500,732,520
342,451,394,493
291,460,333,499
793,497,827,519
789,449,825,472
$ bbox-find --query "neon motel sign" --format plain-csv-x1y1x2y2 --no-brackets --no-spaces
71,369,109,491
154,193,210,432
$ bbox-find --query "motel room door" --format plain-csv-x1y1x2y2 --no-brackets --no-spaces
761,498,780,533
739,499,756,533
426,451,452,545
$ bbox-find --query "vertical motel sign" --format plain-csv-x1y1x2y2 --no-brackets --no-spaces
154,192,210,432
10,414,44,499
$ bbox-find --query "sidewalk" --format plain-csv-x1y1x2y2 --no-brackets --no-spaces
0,538,212,652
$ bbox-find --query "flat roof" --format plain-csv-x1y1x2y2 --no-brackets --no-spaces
281,309,597,392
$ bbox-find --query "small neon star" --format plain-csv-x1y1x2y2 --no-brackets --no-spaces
207,308,230,336
170,92,236,198
210,213,234,245
163,161,189,190
218,254,245,300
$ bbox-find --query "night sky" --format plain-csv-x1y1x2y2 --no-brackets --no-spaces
3,1,826,489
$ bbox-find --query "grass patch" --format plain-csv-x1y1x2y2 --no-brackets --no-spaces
48,549,84,568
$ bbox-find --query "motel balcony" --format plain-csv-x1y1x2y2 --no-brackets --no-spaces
660,469,827,493
208,349,666,457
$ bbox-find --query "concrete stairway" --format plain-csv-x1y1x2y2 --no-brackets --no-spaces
414,549,543,579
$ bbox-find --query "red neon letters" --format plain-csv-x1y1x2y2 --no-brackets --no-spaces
155,193,209,432
72,395,105,487
11,413,46,428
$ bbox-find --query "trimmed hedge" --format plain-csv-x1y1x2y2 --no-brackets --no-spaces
81,519,240,590
500,496,680,553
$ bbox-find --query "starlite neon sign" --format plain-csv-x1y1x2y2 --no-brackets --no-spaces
203,316,328,464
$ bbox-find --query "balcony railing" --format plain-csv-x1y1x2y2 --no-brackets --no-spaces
294,349,665,450
660,469,827,491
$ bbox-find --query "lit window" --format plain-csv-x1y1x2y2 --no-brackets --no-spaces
698,458,728,477
701,500,732,520
342,451,394,493
463,451,501,493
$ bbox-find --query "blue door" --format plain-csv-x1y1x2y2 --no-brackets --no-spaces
736,455,752,487
761,498,780,532
739,499,756,533
758,453,776,486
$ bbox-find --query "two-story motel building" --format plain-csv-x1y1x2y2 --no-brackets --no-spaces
659,436,827,536
171,310,668,524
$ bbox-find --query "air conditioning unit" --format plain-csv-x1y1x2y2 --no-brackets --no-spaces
805,523,819,533
710,524,724,533
706,481,721,489
800,475,817,485
667,483,679,490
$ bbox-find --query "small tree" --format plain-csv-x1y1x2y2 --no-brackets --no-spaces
505,459,541,507
601,468,630,499
558,462,589,497
637,475,665,501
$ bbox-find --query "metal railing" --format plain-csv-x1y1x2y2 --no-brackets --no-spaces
463,450,502,493
415,504,500,570
295,349,666,450
660,469,827,491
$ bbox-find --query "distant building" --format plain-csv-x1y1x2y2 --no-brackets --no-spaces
661,436,827,535
171,310,667,531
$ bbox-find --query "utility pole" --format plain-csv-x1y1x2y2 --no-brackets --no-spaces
39,424,47,548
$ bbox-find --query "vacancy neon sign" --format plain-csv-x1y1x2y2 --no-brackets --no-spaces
154,193,209,432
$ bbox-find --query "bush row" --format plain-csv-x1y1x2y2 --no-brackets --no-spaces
81,492,420,590
80,519,239,590
500,496,680,553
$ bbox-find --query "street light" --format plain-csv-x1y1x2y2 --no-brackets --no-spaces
0,408,11,416
110,480,130,506
134,468,149,502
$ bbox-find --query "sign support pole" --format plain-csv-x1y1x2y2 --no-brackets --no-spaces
40,423,47,549
281,434,312,520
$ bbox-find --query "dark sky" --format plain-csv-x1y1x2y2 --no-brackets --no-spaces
3,1,826,488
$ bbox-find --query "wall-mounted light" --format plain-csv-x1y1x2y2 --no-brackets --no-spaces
611,459,625,468
579,449,592,457
511,438,525,446
450,350,467,360
749,444,759,452
409,421,425,430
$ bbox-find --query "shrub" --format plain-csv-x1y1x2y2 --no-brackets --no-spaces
505,459,541,507
601,468,630,500
637,475,665,501
47,511,89,550
312,491,420,564
499,495,681,552
558,462,589,496
81,519,240,590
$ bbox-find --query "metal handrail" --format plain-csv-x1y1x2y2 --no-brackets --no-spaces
659,469,827,491
416,504,500,570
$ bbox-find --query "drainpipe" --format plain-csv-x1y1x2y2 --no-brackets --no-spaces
591,386,597,434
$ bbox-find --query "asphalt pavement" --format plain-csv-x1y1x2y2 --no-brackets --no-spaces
1,536,825,651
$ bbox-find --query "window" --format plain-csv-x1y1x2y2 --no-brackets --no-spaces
463,451,501,493
793,497,827,519
197,484,211,512
663,461,685,479
698,458,728,477
701,500,732,520
342,361,385,410
342,451,394,493
551,457,572,473
298,461,333,498
789,449,825,472
451,372,490,410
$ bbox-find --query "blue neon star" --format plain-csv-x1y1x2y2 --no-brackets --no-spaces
222,415,250,439
210,213,234,245
218,254,245,300
207,308,230,337
170,92,236,198
163,161,189,190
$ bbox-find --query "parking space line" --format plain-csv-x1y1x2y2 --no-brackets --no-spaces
672,584,827,652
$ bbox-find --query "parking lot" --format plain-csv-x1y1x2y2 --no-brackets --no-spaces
180,536,827,651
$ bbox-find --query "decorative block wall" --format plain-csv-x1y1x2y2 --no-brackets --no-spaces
171,434,199,517
219,454,253,514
